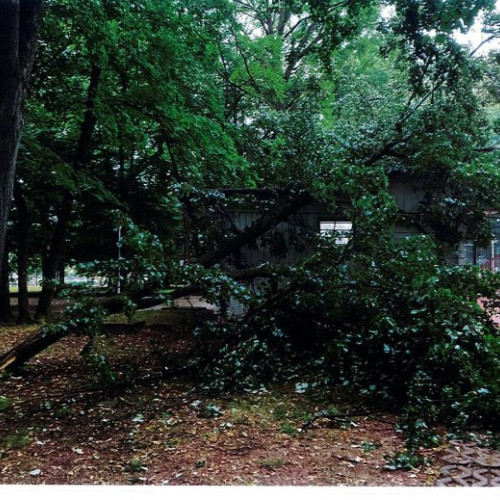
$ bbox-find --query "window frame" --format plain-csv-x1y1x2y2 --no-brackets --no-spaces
319,220,352,245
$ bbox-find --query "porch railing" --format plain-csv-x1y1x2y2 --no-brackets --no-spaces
480,255,500,272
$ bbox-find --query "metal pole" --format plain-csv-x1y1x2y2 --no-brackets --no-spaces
117,225,122,294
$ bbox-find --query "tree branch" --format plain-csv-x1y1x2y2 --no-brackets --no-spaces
196,191,314,267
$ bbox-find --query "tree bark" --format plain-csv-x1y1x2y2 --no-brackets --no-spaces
57,259,65,284
0,246,13,323
0,290,177,371
13,181,31,323
34,197,71,320
0,0,43,278
0,325,60,371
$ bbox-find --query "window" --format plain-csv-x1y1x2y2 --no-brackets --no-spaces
319,220,352,245
459,239,500,271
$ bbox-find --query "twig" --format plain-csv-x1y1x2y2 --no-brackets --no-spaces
301,409,385,431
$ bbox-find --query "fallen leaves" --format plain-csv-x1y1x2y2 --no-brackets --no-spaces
0,315,443,486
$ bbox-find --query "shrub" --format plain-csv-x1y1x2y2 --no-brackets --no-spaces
198,235,500,447
195,317,293,392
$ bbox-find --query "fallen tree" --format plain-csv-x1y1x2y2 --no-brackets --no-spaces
0,261,290,373
0,294,112,372
0,325,62,372
196,191,314,267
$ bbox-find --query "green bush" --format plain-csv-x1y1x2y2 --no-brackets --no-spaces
199,235,500,447
196,321,293,392
0,396,12,411
315,238,500,445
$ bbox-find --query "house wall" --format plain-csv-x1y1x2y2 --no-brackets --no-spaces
457,215,500,268
222,185,500,315
229,202,336,267
389,175,424,214
227,183,423,268
223,179,500,270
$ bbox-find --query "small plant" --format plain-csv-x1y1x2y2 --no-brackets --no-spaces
166,438,180,449
0,395,12,411
84,343,117,386
55,405,71,418
230,407,250,425
3,431,29,450
289,406,312,421
361,441,382,452
272,404,288,420
280,422,297,435
259,457,285,470
384,451,429,471
128,458,148,473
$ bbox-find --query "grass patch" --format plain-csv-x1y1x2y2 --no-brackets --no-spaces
272,400,311,422
105,308,204,328
2,431,30,450
128,458,148,472
280,422,297,435
55,405,72,419
9,285,42,293
384,451,430,471
272,403,288,420
361,441,382,452
0,396,12,411
259,457,285,470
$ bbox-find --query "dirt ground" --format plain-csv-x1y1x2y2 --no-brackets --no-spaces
0,308,462,486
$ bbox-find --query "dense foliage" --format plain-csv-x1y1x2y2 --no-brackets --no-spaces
195,233,500,445
3,0,500,448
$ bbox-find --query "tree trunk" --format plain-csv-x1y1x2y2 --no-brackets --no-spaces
13,181,31,323
0,1,23,273
197,191,314,267
0,326,61,371
0,0,44,278
0,247,13,323
35,63,101,320
35,196,71,320
0,264,282,370
57,259,65,284
0,292,165,371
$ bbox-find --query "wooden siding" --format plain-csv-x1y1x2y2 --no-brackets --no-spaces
222,183,435,268
230,209,328,266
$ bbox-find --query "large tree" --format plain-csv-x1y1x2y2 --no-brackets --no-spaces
0,0,43,275
4,0,499,318
16,0,244,318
